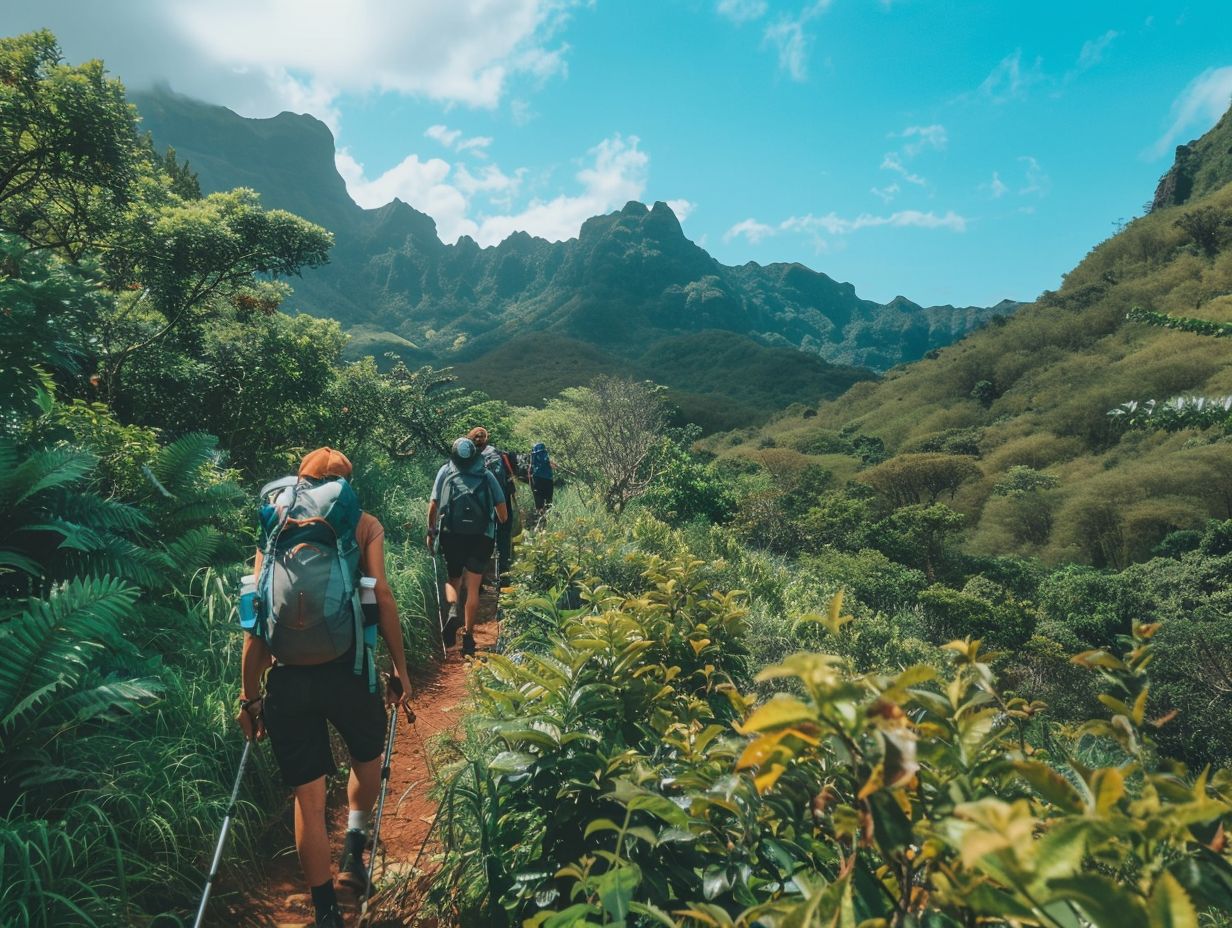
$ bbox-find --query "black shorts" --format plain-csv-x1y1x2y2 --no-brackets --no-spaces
531,478,554,510
439,532,494,579
263,660,386,789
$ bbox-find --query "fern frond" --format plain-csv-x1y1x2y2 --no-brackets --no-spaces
0,576,138,736
58,677,161,725
149,433,219,487
160,526,222,575
7,446,96,507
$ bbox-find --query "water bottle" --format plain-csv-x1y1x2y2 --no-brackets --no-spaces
360,577,379,648
238,575,257,630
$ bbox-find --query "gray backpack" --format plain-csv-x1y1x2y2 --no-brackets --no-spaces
438,463,494,536
255,476,374,690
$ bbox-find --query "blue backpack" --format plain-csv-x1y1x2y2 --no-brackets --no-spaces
253,476,375,692
530,443,553,481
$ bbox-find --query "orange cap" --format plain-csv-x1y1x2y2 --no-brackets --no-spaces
298,447,353,479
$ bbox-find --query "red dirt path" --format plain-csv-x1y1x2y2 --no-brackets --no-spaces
219,588,501,928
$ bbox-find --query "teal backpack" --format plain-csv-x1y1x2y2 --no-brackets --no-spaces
437,462,494,537
254,476,375,692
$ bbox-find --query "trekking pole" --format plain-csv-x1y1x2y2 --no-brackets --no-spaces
191,739,252,928
428,548,447,660
362,674,409,920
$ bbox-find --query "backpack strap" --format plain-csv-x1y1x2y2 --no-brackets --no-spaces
254,482,300,640
336,535,373,692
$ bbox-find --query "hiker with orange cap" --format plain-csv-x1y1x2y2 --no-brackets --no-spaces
236,447,412,928
427,436,508,657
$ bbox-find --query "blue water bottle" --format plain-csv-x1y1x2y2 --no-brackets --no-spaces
238,574,258,630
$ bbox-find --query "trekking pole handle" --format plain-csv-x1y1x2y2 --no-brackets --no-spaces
386,671,415,723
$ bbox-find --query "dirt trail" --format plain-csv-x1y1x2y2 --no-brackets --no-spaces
221,579,502,928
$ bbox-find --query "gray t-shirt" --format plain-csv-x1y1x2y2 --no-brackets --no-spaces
432,462,505,539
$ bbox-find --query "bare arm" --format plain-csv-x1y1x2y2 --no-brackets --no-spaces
426,499,439,550
237,629,272,741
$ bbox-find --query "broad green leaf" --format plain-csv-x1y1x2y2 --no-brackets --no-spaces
738,695,814,734
1146,872,1198,928
1047,874,1149,928
489,750,536,775
1013,761,1085,814
598,864,640,923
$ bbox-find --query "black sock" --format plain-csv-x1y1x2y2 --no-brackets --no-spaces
311,879,336,913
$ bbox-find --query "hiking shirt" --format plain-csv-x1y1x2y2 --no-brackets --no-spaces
431,462,506,539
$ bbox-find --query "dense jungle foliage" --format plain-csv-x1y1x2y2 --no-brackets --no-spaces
2,29,1229,928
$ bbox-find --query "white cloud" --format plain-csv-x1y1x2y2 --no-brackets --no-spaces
762,0,833,82
871,183,901,203
1149,66,1232,159
977,49,1043,103
724,218,777,244
339,134,651,246
785,210,968,235
666,198,697,222
717,0,768,24
425,124,494,157
881,152,926,186
724,208,967,249
337,148,478,241
1077,30,1119,71
425,125,462,148
981,171,1009,199
13,0,581,126
1018,156,1050,196
897,124,948,156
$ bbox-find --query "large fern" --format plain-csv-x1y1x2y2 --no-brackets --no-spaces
0,577,138,739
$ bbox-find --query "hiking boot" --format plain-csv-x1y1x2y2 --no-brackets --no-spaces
314,903,346,928
337,828,368,895
441,604,461,647
462,632,477,657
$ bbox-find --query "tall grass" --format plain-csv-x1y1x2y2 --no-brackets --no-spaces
0,569,282,927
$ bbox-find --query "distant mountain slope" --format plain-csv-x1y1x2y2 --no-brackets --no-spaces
456,329,874,432
131,87,1014,375
1152,103,1232,210
713,102,1232,566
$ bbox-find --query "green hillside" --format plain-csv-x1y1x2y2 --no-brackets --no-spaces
707,110,1232,568
454,329,875,432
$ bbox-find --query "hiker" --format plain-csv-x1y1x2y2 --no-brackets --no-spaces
467,426,518,584
236,447,413,928
427,437,508,657
527,441,555,525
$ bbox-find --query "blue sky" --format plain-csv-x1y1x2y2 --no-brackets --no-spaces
10,0,1232,306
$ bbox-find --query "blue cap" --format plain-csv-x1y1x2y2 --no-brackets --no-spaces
451,437,478,465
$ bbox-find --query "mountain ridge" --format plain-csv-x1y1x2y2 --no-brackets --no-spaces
131,86,1016,374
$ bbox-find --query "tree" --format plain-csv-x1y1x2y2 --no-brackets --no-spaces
0,31,147,259
96,188,332,402
521,377,668,512
859,452,982,507
990,465,1060,545
1174,205,1231,257
876,503,965,582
